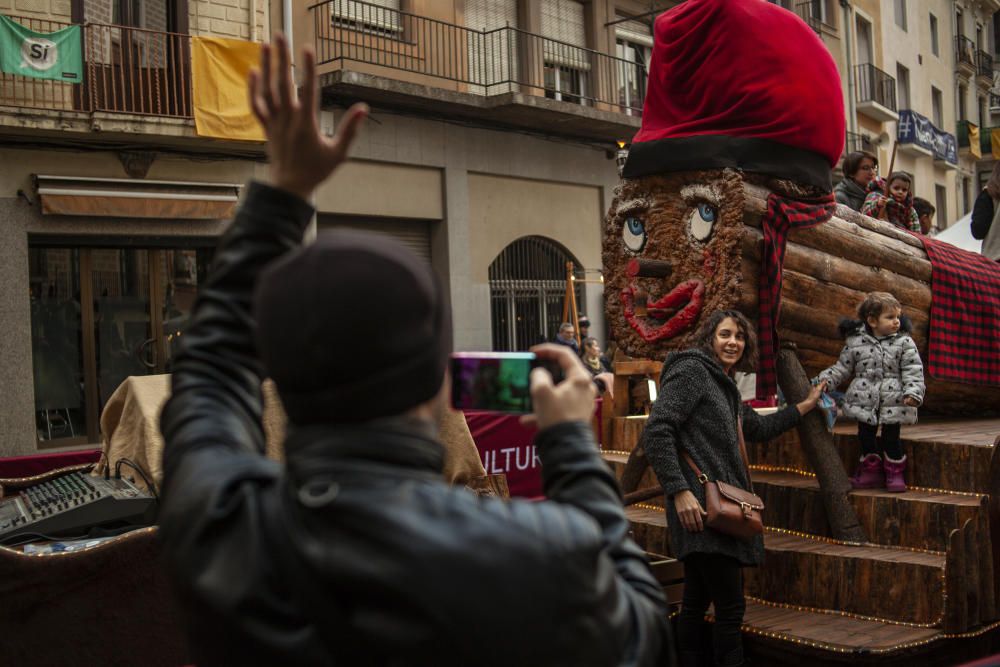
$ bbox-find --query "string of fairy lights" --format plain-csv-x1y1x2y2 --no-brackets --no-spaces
602,417,997,650
627,501,991,640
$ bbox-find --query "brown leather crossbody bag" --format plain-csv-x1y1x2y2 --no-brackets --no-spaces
680,417,764,542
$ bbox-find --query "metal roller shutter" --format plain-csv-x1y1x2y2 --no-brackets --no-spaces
466,0,518,93
331,0,401,31
540,0,588,69
318,214,431,263
614,15,653,48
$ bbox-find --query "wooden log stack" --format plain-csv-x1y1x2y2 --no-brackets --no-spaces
738,183,999,416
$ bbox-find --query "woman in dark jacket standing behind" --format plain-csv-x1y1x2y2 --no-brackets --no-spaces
834,150,878,211
643,310,825,667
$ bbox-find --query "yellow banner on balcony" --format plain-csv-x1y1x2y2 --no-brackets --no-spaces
992,128,1000,160
191,36,264,142
969,123,982,159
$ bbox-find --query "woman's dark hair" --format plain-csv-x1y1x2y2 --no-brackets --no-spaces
842,150,878,179
692,310,758,374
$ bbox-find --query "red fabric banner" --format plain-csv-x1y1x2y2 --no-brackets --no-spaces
464,399,603,499
0,449,101,479
464,411,543,498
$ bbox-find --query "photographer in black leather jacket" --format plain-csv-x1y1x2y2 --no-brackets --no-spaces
158,35,670,667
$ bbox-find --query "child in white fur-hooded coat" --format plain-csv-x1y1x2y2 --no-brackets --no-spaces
816,292,925,492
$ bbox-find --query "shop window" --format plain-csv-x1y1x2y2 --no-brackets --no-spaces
29,243,213,445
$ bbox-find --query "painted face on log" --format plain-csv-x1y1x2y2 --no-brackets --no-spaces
602,169,745,359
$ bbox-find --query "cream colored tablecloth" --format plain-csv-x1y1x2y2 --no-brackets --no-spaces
97,375,486,491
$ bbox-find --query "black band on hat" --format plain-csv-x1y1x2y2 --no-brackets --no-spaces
622,135,833,191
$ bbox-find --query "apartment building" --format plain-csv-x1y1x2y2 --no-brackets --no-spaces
293,0,670,359
0,0,271,456
784,1,1000,229
0,0,671,456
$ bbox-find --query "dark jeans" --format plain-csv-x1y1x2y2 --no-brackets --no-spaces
677,553,745,667
858,422,902,460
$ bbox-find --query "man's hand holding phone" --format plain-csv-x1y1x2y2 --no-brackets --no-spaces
522,344,597,431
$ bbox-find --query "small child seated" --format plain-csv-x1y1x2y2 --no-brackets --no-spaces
861,172,921,232
814,292,926,492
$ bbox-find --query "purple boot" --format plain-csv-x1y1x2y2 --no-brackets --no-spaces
883,454,908,493
850,454,884,489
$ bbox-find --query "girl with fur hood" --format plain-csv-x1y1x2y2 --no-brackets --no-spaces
815,292,926,492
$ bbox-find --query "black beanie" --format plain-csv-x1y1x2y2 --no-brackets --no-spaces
253,230,452,425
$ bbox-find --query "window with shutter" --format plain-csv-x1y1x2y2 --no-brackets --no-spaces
540,0,589,105
331,0,401,34
318,215,432,264
466,0,518,95
614,14,651,114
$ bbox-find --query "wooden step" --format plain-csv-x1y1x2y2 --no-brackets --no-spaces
752,469,984,552
749,418,999,494
603,451,665,507
745,533,946,626
732,598,942,661
604,415,650,453
625,505,670,556
624,508,946,625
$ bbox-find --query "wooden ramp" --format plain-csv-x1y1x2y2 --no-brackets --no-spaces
605,414,1000,665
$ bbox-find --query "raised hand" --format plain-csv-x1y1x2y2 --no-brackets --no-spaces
248,33,368,201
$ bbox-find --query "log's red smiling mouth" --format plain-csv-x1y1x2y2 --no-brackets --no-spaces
621,279,705,342
620,257,704,343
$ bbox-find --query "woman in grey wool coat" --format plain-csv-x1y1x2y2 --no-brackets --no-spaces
643,310,825,667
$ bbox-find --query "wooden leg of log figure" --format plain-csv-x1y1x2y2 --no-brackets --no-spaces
776,344,867,542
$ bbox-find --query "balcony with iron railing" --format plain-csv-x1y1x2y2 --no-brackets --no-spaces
956,120,983,159
793,2,823,35
854,63,897,122
0,15,192,119
308,0,645,142
977,49,994,85
956,35,977,78
844,130,874,157
976,124,1000,158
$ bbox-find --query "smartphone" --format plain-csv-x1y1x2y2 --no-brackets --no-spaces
450,352,563,413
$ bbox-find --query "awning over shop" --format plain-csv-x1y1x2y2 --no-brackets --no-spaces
34,175,241,220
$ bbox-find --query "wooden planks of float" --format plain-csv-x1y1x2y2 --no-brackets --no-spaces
603,412,1000,664
736,183,999,416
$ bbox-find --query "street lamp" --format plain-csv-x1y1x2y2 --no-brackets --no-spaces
615,141,629,177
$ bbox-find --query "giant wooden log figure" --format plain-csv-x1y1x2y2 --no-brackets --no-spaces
607,0,1000,549
603,0,1000,419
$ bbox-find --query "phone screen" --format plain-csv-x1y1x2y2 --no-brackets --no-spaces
450,352,537,413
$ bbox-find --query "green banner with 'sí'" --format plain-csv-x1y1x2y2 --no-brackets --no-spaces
0,14,82,81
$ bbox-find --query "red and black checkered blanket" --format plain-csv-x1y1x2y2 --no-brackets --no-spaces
755,192,837,400
920,235,1000,386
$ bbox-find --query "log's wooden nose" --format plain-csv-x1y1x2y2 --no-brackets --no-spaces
627,258,673,279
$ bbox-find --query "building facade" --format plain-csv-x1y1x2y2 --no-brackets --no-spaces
0,0,269,456
0,0,669,456
11,0,998,457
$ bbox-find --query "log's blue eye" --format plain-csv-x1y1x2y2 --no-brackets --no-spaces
689,203,717,242
623,216,646,252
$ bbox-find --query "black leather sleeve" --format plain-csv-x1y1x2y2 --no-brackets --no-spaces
536,421,672,667
159,182,314,494
972,189,994,240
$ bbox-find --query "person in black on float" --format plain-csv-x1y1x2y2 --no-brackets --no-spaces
642,310,825,667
